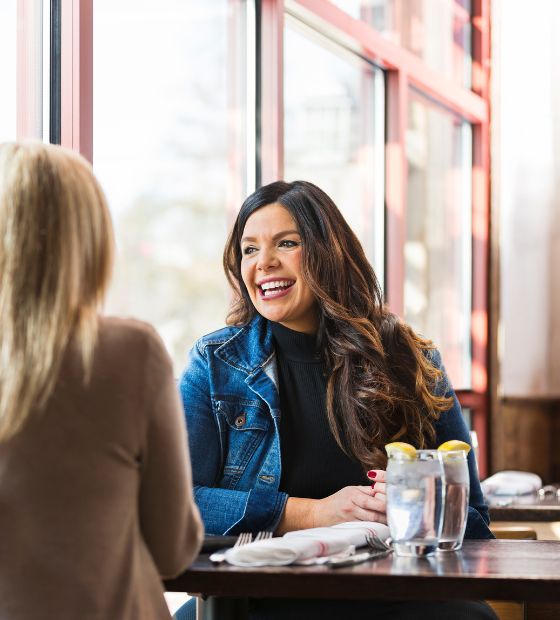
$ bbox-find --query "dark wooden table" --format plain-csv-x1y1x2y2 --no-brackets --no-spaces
488,495,560,522
164,540,560,620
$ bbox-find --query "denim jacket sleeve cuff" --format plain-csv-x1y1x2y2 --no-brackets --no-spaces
195,485,289,535
224,486,289,535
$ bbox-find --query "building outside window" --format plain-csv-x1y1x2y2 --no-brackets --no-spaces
284,17,385,279
330,0,472,87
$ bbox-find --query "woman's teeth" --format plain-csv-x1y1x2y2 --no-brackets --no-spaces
260,280,294,296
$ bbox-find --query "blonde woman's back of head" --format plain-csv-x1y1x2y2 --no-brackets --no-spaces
0,141,114,441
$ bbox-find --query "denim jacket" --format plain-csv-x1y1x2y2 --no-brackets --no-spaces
179,314,492,539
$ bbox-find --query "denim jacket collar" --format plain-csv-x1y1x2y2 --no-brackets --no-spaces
214,314,275,377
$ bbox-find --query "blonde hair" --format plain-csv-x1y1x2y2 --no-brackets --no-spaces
0,141,114,441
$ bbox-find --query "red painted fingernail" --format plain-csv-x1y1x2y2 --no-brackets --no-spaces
370,482,376,489
367,470,377,479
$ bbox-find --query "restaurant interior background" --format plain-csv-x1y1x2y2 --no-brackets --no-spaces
2,0,559,482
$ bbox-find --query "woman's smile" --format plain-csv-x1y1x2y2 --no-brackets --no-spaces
240,203,318,334
257,277,296,299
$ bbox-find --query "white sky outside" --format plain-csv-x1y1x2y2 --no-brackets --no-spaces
0,1,17,142
93,0,229,214
93,0,232,369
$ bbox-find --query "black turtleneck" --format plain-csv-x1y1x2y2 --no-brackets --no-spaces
271,321,366,499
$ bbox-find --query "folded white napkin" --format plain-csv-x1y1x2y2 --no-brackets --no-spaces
223,521,390,567
481,470,543,496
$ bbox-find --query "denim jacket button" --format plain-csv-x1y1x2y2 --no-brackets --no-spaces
234,414,246,428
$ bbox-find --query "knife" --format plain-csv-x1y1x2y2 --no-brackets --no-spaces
326,548,392,568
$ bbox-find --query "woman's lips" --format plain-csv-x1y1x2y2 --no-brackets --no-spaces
257,282,295,300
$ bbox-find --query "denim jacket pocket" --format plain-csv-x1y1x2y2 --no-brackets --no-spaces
216,400,272,489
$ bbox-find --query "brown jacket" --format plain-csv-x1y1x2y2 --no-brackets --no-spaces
0,316,203,619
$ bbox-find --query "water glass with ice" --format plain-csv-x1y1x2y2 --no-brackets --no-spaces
438,449,469,551
386,449,445,557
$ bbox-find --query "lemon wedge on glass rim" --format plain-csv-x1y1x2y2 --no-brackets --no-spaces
437,440,471,454
385,442,417,459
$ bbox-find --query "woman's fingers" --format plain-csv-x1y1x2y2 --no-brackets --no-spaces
367,469,386,483
366,470,387,512
316,483,390,526
358,484,386,501
352,486,388,523
372,490,386,512
355,486,386,513
351,506,388,524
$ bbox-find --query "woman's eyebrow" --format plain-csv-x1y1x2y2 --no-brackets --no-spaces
241,229,300,244
272,229,300,240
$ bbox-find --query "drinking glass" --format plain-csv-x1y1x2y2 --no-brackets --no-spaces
386,449,445,557
438,449,469,551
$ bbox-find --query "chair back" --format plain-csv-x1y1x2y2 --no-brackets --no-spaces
491,526,537,540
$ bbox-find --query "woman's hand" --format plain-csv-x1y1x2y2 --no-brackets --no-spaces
367,468,386,517
312,470,387,527
275,470,388,534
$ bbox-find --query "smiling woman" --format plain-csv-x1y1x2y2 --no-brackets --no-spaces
176,179,495,620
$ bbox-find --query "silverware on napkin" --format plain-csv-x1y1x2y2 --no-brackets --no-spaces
209,532,253,563
209,531,273,563
326,531,393,567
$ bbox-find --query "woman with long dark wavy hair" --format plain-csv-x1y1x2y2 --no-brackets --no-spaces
177,180,495,620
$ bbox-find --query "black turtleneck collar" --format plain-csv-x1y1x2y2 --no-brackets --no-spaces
270,321,320,363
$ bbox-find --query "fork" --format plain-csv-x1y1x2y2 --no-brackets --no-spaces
209,531,274,563
209,532,253,563
365,530,392,551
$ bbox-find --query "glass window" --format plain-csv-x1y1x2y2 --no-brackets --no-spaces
0,1,17,141
284,18,385,280
330,0,472,88
404,91,472,389
93,0,247,371
461,407,472,430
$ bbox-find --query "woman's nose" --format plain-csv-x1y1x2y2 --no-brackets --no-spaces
256,247,279,271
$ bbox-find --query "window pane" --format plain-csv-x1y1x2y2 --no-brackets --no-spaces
330,0,472,88
405,92,472,389
0,1,17,141
284,18,385,280
94,0,247,371
461,407,472,430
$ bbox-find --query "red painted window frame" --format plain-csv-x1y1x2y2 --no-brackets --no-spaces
16,0,93,157
59,0,93,161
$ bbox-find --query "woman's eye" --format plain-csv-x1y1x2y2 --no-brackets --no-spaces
279,239,299,248
242,246,257,255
